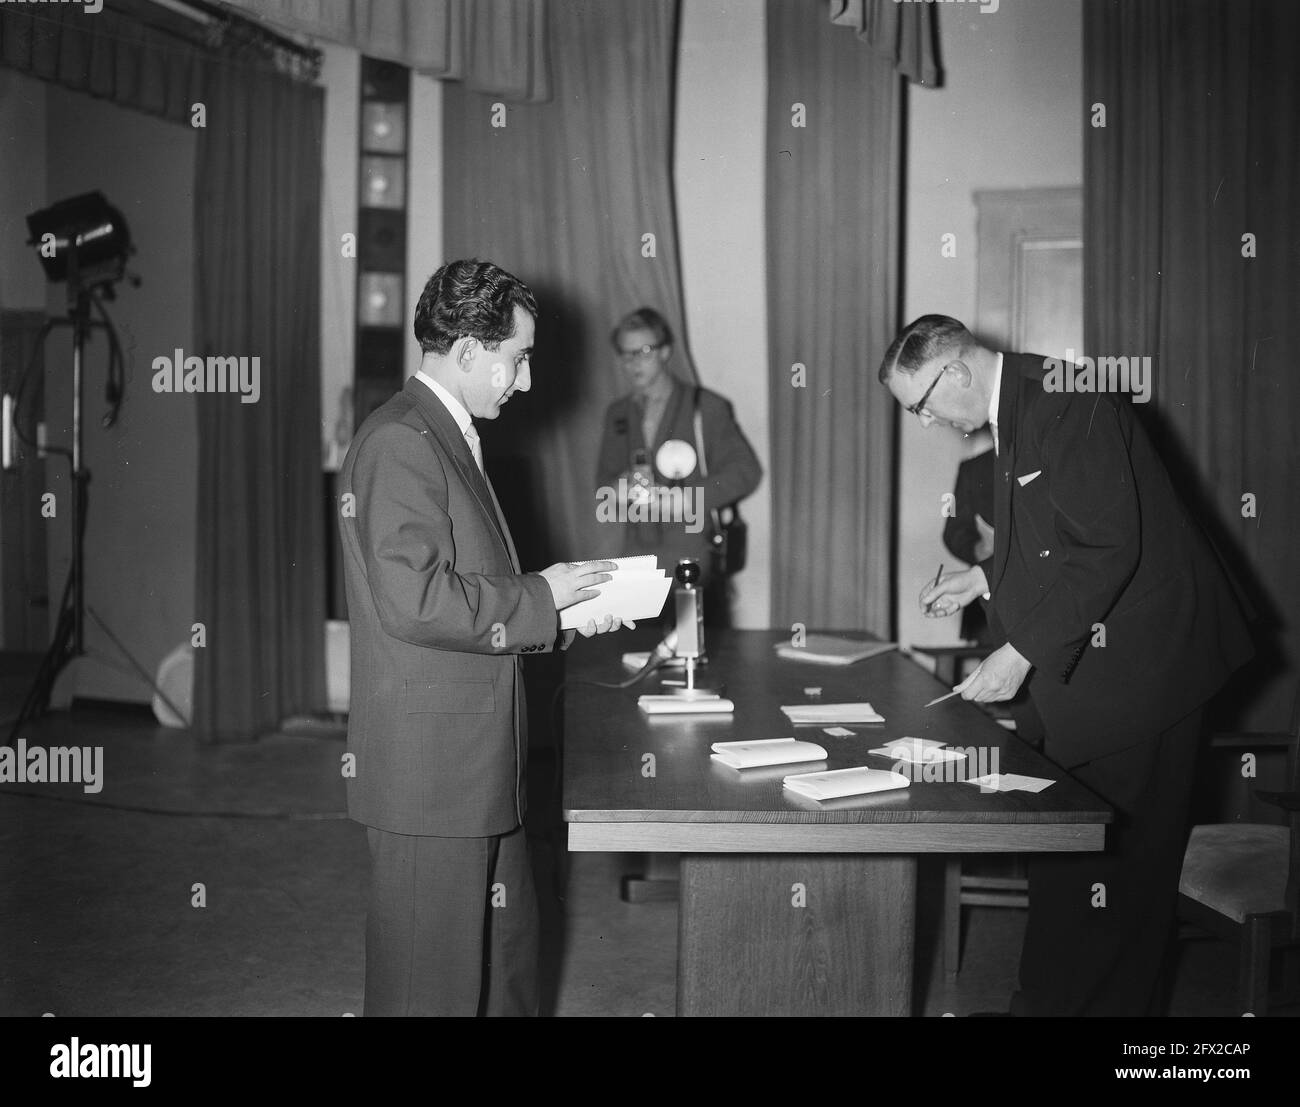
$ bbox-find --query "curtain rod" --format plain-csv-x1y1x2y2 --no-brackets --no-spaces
153,0,323,75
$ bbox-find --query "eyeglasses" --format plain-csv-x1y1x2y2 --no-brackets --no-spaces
617,343,664,363
905,367,945,417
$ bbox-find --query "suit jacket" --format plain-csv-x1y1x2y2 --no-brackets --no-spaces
595,378,761,573
338,377,561,837
979,353,1253,767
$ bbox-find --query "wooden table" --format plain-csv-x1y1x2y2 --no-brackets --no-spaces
562,630,1110,1016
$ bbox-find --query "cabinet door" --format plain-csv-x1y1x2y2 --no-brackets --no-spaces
975,188,1083,359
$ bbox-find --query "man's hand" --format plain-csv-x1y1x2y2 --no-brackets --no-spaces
576,614,635,637
919,565,988,618
954,642,1031,703
539,561,614,609
973,513,995,564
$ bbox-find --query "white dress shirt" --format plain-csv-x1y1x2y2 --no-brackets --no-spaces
988,351,1004,455
414,370,481,471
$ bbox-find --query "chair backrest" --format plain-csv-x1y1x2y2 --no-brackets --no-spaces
1258,686,1300,936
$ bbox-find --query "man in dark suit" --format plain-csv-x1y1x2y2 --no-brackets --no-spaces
880,314,1254,1016
338,259,626,1016
596,307,761,626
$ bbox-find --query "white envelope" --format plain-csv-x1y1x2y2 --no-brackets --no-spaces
782,766,910,801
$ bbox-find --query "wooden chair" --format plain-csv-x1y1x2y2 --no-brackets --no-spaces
912,644,1032,977
1178,688,1300,1015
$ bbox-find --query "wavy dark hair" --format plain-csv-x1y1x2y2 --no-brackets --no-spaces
413,258,538,355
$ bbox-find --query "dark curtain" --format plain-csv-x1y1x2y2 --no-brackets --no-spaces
191,58,327,741
1084,0,1300,728
442,0,694,569
765,0,931,634
1,5,327,740
0,4,203,123
220,0,551,101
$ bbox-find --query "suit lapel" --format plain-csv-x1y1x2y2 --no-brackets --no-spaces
482,474,522,572
990,356,1019,592
403,378,511,557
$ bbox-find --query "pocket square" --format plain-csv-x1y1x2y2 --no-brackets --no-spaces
1017,470,1042,487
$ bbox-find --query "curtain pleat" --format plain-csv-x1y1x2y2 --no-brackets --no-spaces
1084,0,1300,728
828,0,939,86
191,58,327,741
765,0,904,635
441,0,693,570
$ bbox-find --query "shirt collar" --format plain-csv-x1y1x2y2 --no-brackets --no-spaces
414,370,474,437
988,352,1003,429
635,371,674,408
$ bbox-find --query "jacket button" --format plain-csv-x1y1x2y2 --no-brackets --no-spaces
1039,549,1051,558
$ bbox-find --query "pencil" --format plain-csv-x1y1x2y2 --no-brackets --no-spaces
923,562,944,613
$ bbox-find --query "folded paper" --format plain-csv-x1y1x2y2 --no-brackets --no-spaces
561,555,672,630
773,636,898,666
782,766,910,801
780,702,885,725
710,737,829,769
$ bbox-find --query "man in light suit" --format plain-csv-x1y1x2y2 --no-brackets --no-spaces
880,315,1254,1016
338,259,626,1016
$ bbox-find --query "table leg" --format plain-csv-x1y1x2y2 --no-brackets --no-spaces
677,854,916,1016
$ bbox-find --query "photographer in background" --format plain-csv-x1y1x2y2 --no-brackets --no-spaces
595,307,761,626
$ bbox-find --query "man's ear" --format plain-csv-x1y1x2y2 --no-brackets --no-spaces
946,359,972,388
454,336,478,372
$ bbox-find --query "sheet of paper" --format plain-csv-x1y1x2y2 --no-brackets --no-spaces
964,772,1055,793
869,737,966,764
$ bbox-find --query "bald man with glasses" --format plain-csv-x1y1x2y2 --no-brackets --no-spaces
879,314,1254,1016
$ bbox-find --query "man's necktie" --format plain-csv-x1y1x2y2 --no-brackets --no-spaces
464,423,484,473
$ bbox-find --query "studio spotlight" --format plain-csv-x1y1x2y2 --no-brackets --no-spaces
26,190,133,292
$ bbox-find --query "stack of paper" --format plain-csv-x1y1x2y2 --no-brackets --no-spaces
780,703,885,725
774,636,898,666
782,767,910,801
639,693,734,715
868,737,967,764
710,738,828,769
560,555,673,630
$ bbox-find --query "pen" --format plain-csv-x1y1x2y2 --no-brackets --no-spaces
923,562,944,614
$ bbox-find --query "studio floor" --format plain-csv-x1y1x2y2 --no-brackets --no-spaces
0,707,1292,1018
